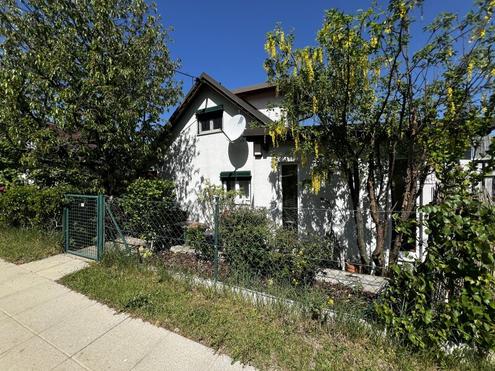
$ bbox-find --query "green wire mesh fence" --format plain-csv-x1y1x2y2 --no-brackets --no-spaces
64,193,399,295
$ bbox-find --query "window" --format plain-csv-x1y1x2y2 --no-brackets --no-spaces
238,180,250,198
222,178,251,200
224,179,236,192
220,171,251,202
462,147,473,160
197,105,223,134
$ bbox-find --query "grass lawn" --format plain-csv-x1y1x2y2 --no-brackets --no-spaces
60,253,492,371
0,227,63,264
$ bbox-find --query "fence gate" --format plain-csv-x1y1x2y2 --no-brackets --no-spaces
63,194,105,260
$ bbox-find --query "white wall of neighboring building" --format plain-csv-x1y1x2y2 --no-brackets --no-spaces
240,90,282,122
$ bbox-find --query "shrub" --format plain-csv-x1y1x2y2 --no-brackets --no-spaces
270,228,330,286
220,206,333,284
220,206,273,277
32,185,77,228
0,185,37,227
185,223,213,260
0,184,76,229
197,180,239,229
119,178,188,250
374,192,495,355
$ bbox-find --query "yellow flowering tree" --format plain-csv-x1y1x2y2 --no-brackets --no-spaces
264,0,495,269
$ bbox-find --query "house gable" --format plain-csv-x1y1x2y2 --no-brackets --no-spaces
169,73,273,134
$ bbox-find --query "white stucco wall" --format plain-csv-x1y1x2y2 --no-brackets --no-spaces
240,90,282,122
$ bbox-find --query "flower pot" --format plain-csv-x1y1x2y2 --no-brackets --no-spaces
345,262,358,273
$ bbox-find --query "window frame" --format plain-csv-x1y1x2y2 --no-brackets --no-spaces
197,106,223,135
221,179,251,202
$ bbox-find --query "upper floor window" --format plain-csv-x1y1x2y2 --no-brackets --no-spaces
197,105,223,134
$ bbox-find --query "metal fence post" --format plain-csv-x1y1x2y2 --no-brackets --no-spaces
63,206,69,253
97,194,105,261
213,195,220,283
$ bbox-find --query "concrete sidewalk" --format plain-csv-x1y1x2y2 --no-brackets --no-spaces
0,255,254,371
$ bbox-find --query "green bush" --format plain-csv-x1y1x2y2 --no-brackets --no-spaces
220,207,332,284
374,192,495,355
0,185,37,227
0,184,76,229
119,178,188,250
270,228,330,286
185,223,213,260
220,207,273,277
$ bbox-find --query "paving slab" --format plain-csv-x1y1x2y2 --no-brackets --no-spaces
0,273,45,299
0,335,67,371
0,280,69,315
40,302,129,356
74,317,166,370
15,291,94,333
0,258,10,267
132,330,254,371
36,259,90,281
51,358,87,371
209,354,255,371
20,254,90,281
0,265,29,285
20,254,77,273
0,317,35,356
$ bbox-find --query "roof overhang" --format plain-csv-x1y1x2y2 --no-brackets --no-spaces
232,82,276,96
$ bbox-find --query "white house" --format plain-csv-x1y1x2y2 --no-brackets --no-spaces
162,72,493,265
163,73,343,229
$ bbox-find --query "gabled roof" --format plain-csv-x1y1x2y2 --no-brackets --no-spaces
168,73,273,129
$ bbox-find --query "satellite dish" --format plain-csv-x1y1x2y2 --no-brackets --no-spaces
223,114,246,142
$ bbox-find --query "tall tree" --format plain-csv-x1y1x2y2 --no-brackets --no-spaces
0,0,181,194
264,0,495,269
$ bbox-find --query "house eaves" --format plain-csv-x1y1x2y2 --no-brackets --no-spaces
232,81,276,96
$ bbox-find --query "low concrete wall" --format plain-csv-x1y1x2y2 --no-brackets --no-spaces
316,268,387,294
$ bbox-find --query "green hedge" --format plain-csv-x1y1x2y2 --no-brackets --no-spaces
119,178,188,250
374,192,495,355
0,184,76,229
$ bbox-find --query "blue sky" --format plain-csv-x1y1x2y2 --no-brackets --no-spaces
156,0,475,108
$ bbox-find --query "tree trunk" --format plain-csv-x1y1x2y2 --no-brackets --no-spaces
368,176,387,274
389,160,419,265
346,161,370,270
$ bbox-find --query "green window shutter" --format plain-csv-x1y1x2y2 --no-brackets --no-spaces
196,105,224,119
220,171,251,180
